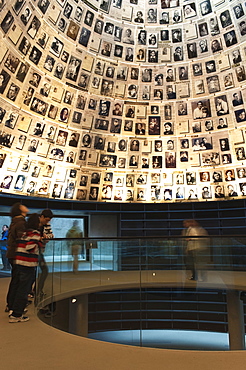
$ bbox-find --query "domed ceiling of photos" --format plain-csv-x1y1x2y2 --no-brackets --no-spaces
0,0,246,202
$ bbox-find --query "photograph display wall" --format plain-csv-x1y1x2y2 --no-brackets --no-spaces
0,0,246,202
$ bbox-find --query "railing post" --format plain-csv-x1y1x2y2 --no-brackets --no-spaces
226,290,245,350
69,294,88,337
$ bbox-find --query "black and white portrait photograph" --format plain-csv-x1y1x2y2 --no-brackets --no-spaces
37,0,50,14
89,187,98,201
76,94,86,110
50,37,64,58
32,122,45,137
13,0,25,14
29,46,42,65
72,111,82,124
27,16,41,39
27,138,38,152
99,0,111,13
84,10,94,26
94,136,105,150
4,52,20,73
235,109,246,123
192,99,211,120
4,112,18,129
206,76,220,94
215,95,229,116
104,22,114,35
66,56,81,82
220,10,232,28
101,41,112,57
99,100,110,116
0,69,10,94
15,62,28,83
6,83,19,102
99,154,117,167
1,11,14,33
183,3,197,18
79,28,91,47
74,6,83,22
16,134,26,150
148,116,160,135
114,26,122,42
58,18,67,32
0,175,13,189
37,30,49,49
18,37,31,55
224,30,237,47
49,147,64,161
82,133,91,148
200,0,212,16
205,60,216,74
112,0,122,8
63,3,73,19
44,55,55,72
192,137,212,151
30,98,48,116
219,138,230,151
46,125,56,141
26,180,37,194
94,19,104,35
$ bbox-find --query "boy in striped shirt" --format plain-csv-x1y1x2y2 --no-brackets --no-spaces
9,213,42,323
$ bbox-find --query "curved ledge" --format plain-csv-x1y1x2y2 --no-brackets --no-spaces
1,275,246,370
39,269,246,306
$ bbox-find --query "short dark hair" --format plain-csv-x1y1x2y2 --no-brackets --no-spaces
10,202,22,218
27,213,40,230
40,209,53,219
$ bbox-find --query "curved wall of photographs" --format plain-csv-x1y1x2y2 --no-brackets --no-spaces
1,0,246,203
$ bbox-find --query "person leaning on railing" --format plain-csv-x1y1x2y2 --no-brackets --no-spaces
35,209,54,298
5,202,29,313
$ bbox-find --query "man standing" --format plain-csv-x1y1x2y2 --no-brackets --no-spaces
36,209,54,297
66,220,83,273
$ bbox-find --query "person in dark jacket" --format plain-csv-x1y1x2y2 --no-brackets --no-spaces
5,202,29,313
9,214,42,323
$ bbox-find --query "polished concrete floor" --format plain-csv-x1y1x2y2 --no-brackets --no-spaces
2,273,246,369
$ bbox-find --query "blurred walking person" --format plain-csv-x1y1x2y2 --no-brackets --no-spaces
66,220,83,273
183,219,209,281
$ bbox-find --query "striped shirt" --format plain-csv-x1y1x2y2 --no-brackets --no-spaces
15,229,42,267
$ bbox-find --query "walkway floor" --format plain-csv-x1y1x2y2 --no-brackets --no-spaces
1,273,246,370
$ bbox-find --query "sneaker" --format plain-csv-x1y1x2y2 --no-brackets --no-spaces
9,315,30,323
8,307,27,317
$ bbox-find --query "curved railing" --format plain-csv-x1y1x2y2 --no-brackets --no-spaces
35,236,246,350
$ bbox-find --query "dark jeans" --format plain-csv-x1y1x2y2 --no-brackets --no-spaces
12,265,36,317
37,253,48,295
6,260,18,310
185,250,197,280
1,250,11,269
